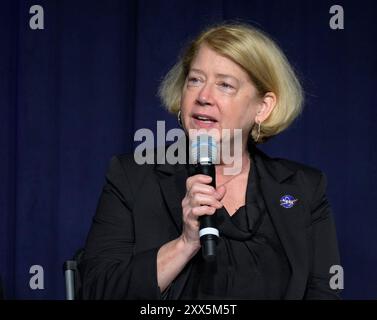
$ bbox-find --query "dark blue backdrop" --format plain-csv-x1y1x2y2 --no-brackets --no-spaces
1,0,376,299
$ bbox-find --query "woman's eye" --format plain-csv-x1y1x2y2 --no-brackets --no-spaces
219,82,234,90
188,77,201,84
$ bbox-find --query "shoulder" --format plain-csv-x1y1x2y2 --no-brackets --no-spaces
260,155,330,216
112,152,152,172
107,152,156,183
255,148,327,202
278,156,326,186
257,147,323,179
275,158,328,209
275,157,325,182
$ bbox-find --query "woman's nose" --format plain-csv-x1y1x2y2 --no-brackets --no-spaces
196,84,214,106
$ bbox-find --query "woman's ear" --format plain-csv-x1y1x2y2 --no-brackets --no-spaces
255,92,277,123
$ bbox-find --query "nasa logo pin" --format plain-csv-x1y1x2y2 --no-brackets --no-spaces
280,195,298,209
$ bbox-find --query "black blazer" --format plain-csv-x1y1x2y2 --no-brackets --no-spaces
79,142,341,300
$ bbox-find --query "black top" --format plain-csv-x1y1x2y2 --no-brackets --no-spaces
181,157,291,299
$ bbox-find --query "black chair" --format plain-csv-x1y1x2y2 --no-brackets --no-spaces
63,248,85,300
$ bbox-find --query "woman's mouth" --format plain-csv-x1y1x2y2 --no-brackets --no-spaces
192,114,218,128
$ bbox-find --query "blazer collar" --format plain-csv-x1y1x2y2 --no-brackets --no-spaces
154,135,189,232
155,137,296,181
249,142,295,183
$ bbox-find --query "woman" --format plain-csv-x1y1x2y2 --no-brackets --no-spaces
79,23,341,299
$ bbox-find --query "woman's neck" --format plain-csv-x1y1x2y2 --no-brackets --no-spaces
216,149,250,178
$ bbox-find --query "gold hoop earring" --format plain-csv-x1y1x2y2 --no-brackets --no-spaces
177,110,183,127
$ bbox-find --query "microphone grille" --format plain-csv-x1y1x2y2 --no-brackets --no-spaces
190,134,218,164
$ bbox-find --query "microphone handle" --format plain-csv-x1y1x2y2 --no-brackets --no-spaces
195,164,218,261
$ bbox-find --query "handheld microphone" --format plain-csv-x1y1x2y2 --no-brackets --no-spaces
190,134,219,261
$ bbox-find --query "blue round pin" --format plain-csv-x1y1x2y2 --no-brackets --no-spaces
280,195,298,208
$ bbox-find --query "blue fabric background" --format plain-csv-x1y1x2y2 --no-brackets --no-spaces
1,0,376,299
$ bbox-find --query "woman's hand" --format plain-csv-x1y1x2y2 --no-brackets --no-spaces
157,174,225,292
180,174,226,249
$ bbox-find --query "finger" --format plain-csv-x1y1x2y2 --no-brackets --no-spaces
215,185,227,200
186,174,212,191
191,194,223,209
189,183,217,196
191,205,216,217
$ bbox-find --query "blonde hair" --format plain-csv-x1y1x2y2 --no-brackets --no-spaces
158,23,303,143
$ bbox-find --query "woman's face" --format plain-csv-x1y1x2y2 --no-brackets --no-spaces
181,44,262,142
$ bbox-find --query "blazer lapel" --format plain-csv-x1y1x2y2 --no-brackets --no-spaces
156,162,188,233
253,148,309,299
155,138,195,299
